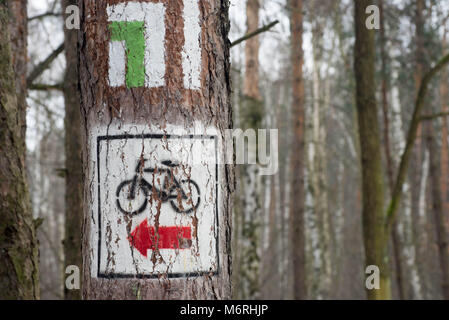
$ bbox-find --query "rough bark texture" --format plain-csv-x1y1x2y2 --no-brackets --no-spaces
8,0,27,146
289,0,306,300
354,0,390,300
79,0,233,299
0,1,40,300
63,0,83,300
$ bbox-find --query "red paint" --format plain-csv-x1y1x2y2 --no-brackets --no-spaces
128,219,192,257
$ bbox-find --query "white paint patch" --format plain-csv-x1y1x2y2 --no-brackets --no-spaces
108,41,126,87
107,2,166,87
182,0,202,90
88,123,220,277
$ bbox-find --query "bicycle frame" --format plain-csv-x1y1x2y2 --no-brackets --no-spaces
129,159,184,202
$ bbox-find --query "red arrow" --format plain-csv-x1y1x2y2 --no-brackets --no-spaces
128,219,192,257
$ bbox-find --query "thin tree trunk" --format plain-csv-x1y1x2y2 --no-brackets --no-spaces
410,0,427,298
354,0,390,300
62,0,83,300
0,1,40,300
425,122,449,299
79,0,232,299
239,0,262,300
379,0,406,300
289,0,306,300
439,30,449,300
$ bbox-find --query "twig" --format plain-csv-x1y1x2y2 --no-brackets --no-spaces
27,43,64,86
28,12,61,21
29,83,64,91
231,20,279,48
419,111,449,121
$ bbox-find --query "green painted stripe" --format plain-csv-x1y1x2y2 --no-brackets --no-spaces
109,21,146,88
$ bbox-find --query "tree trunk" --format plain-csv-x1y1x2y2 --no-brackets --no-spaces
0,2,40,300
239,0,262,300
409,0,427,298
62,0,83,300
289,0,306,300
354,0,390,300
379,0,406,300
439,31,449,300
425,122,449,299
8,0,27,146
79,0,232,299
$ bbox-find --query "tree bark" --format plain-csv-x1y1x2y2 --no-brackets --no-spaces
79,0,232,299
62,0,83,300
289,0,306,300
0,1,40,300
354,0,390,300
8,0,27,146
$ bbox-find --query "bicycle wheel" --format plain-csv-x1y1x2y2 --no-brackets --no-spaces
170,179,201,214
116,179,149,216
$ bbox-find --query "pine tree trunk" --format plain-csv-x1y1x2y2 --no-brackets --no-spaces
62,0,83,300
354,0,390,300
79,0,232,299
289,0,306,300
239,0,262,300
0,1,40,300
8,0,27,145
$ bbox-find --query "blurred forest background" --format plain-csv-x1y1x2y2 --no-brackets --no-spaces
9,0,449,299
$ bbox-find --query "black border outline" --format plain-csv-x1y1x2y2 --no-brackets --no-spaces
96,134,219,279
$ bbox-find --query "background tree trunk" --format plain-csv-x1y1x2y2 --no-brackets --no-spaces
0,1,40,300
239,0,262,300
354,0,390,300
410,0,427,298
379,0,405,300
62,0,83,300
289,0,306,300
425,122,449,299
79,0,232,299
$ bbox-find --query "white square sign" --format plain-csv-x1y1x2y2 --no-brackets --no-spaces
93,133,219,278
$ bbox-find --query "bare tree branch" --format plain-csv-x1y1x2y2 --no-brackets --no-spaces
27,43,64,86
28,12,62,22
420,111,449,121
385,52,449,236
231,20,279,47
29,83,63,91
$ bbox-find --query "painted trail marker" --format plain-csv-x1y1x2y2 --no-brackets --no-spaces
81,0,232,299
107,0,201,89
94,132,218,277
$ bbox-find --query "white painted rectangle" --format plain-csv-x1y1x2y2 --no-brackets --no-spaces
182,0,202,89
107,2,166,88
108,41,126,87
92,130,219,277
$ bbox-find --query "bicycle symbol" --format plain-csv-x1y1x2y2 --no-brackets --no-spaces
116,159,200,216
